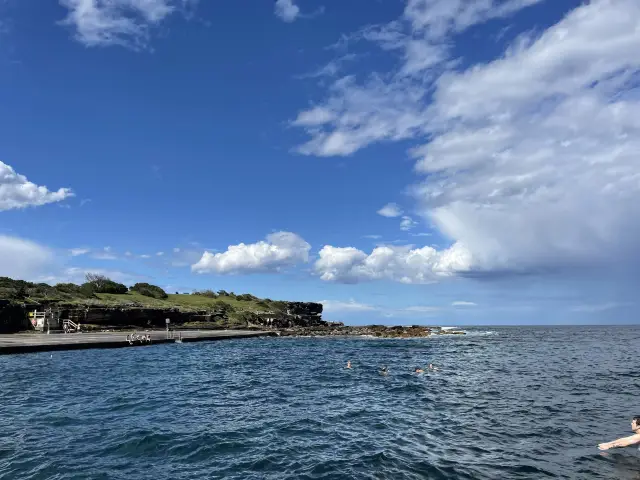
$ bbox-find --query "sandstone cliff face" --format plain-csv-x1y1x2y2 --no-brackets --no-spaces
0,301,31,334
0,301,325,332
250,302,326,329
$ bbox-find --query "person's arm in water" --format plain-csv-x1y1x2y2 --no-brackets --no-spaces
598,434,640,450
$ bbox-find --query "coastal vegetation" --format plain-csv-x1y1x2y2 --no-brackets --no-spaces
0,275,290,314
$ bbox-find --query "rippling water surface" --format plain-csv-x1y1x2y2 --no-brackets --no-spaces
2,326,640,479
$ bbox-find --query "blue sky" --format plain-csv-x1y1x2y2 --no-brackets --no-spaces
1,0,639,325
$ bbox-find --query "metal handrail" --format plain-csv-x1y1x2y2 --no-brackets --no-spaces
63,319,80,333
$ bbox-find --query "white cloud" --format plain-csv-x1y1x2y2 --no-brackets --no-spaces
156,251,164,256
0,161,73,211
59,0,196,49
293,0,640,277
452,301,477,307
274,0,300,23
173,247,180,253
294,75,428,156
315,242,472,284
0,235,54,279
377,203,403,218
321,299,378,312
400,216,417,231
363,234,382,239
404,0,543,40
297,54,358,80
139,254,151,259
192,231,311,274
293,107,337,127
69,248,90,257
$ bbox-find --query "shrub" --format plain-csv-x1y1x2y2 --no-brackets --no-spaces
212,300,235,314
270,301,287,311
236,293,258,302
55,283,94,299
193,290,217,298
83,274,127,294
130,283,168,299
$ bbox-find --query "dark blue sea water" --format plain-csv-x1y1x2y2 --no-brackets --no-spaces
1,326,640,479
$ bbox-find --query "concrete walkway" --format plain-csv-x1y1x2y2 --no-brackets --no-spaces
0,330,274,355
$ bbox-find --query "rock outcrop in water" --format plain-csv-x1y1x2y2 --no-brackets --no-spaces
277,324,465,338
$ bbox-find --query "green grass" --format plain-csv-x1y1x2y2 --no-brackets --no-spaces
71,292,279,314
0,276,286,315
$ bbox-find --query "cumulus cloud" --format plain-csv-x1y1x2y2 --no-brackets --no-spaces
315,242,472,284
0,161,73,211
0,235,54,279
192,232,311,275
59,0,196,49
274,0,300,23
377,203,403,218
293,0,640,278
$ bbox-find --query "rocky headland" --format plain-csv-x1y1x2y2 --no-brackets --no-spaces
0,277,465,338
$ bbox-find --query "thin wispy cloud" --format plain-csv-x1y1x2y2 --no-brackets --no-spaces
321,299,378,312
452,301,477,307
59,0,197,49
400,216,417,231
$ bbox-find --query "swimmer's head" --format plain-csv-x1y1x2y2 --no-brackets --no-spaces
632,416,640,431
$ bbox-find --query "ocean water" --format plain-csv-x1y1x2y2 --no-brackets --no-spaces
1,326,639,479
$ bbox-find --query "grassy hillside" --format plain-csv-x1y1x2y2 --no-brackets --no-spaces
92,292,279,313
0,277,287,315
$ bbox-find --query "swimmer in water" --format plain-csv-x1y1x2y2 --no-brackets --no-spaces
429,363,438,371
379,366,389,376
598,416,640,450
415,367,424,374
346,360,352,369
